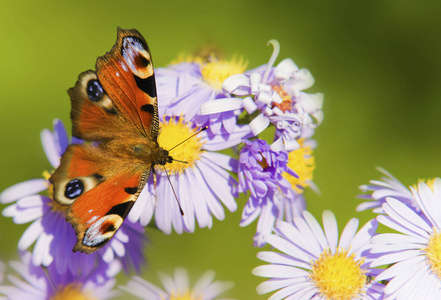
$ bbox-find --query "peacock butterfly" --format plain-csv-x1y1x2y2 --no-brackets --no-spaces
50,28,172,254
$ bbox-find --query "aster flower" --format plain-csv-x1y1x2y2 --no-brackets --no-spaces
370,179,441,299
156,53,250,135
200,40,324,151
0,252,119,299
128,115,239,234
253,211,384,300
357,167,416,214
238,139,303,246
0,119,147,275
120,267,234,300
238,139,296,199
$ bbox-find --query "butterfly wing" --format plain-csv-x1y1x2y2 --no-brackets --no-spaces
69,70,129,141
51,144,149,253
51,28,162,253
70,28,159,142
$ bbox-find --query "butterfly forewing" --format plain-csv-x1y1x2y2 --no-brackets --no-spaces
96,28,160,141
69,70,127,141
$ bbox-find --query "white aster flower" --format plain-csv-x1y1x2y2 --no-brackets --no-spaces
120,267,234,300
371,178,441,299
200,40,323,151
253,211,384,300
0,252,119,300
357,167,415,214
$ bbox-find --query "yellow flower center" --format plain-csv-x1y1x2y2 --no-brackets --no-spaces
283,139,315,194
50,283,97,300
169,53,205,65
425,229,441,279
256,153,269,170
42,170,68,213
200,56,248,90
157,118,204,175
169,44,224,65
163,290,202,300
310,248,367,300
414,178,437,191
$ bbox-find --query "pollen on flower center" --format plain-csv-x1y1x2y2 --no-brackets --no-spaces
425,229,441,279
50,283,96,300
200,56,248,90
168,290,202,300
283,139,315,194
157,117,204,175
272,85,292,112
310,248,367,300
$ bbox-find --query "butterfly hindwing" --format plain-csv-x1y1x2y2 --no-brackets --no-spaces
50,144,150,254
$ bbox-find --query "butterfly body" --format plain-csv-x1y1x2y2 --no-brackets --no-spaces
50,28,171,254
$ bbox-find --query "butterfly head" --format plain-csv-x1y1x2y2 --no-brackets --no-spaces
156,148,173,166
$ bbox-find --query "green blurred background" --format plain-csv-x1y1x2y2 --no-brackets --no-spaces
1,0,441,299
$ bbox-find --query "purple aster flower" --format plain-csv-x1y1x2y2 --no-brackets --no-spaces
156,62,203,114
128,115,240,234
357,167,416,214
200,40,324,151
370,179,441,299
156,55,250,136
238,139,301,246
0,252,119,299
238,139,295,198
0,119,147,275
120,267,234,300
253,211,384,299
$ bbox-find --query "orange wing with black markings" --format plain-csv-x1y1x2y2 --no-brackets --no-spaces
51,144,149,254
70,28,159,142
50,28,172,254
96,28,159,140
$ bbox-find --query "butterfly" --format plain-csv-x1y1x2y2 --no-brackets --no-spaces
50,28,172,254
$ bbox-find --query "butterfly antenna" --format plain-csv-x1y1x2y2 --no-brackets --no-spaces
168,126,208,152
172,158,188,164
164,126,207,215
162,165,184,216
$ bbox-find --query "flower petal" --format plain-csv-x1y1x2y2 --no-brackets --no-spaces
0,179,48,204
249,114,270,136
200,98,243,115
322,211,338,253
40,129,61,168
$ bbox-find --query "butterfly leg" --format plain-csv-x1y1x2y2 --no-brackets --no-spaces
151,166,157,188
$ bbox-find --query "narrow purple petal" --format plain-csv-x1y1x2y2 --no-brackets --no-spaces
53,119,69,154
0,179,48,204
40,129,61,168
322,211,338,253
179,173,195,231
338,218,359,249
18,219,44,251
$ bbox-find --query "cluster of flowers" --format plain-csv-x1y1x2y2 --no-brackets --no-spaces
0,37,439,300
